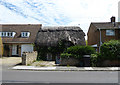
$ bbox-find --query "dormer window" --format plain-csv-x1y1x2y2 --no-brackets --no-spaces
21,32,30,37
0,32,16,37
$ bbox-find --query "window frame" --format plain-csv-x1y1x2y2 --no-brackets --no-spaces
21,32,30,38
0,32,16,37
106,29,115,36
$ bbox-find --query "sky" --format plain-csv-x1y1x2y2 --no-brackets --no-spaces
0,0,120,39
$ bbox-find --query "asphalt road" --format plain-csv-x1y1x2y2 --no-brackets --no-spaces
2,69,119,83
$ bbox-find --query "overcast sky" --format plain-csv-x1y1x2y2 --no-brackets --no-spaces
0,0,120,39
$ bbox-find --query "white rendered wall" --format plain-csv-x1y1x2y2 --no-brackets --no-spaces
21,44,33,56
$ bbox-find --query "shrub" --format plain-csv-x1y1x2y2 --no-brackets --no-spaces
61,45,95,59
60,53,74,58
65,45,95,55
90,53,98,67
90,53,103,67
100,40,120,60
60,53,80,59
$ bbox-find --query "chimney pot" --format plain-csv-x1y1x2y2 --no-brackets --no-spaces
111,16,116,22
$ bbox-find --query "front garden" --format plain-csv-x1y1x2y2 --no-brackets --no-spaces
36,40,120,67
91,40,120,67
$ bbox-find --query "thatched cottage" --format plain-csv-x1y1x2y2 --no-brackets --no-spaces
35,26,86,61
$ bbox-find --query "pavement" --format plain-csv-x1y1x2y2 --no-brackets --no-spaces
11,66,120,71
1,57,120,71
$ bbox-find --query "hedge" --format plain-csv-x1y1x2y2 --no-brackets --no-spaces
100,40,120,60
61,45,95,59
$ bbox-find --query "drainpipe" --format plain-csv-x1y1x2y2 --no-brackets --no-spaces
99,28,101,53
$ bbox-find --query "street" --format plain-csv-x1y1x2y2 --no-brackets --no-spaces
0,57,119,84
2,69,119,83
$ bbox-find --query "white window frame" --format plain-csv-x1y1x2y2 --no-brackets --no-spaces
0,32,16,37
21,32,30,38
106,30,115,36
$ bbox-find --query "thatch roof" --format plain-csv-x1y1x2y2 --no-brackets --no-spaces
35,26,86,46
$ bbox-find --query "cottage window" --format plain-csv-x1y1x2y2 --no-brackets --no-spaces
106,30,115,36
21,32,30,37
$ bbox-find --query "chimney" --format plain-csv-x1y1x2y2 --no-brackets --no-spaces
110,16,116,23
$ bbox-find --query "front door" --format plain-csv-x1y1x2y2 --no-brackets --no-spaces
12,45,18,56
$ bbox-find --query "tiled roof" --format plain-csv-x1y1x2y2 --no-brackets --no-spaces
1,24,42,43
92,22,120,29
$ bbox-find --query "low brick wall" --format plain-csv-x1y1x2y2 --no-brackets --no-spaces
102,60,120,66
22,51,37,65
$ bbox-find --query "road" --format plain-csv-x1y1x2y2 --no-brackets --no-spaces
2,69,119,83
0,57,120,84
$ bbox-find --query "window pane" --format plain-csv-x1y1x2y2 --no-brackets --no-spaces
10,32,12,36
106,30,115,36
25,32,28,36
21,32,30,37
2,32,4,36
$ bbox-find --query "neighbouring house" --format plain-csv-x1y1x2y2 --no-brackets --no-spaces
35,26,86,61
87,16,120,52
0,24,42,57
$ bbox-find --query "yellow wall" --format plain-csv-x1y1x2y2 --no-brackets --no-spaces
0,37,3,56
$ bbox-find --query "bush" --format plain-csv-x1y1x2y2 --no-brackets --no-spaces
61,45,95,59
90,53,98,67
60,53,80,59
100,40,120,60
60,53,74,58
65,45,95,55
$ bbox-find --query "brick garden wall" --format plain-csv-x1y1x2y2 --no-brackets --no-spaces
22,51,37,65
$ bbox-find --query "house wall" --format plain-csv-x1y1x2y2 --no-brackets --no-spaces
87,24,99,45
100,29,120,43
3,43,21,57
88,24,120,46
3,43,34,57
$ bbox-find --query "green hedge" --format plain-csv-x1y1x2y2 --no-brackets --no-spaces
90,53,102,67
61,45,95,59
100,40,120,60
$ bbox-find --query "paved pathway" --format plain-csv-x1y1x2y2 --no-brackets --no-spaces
12,66,120,71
